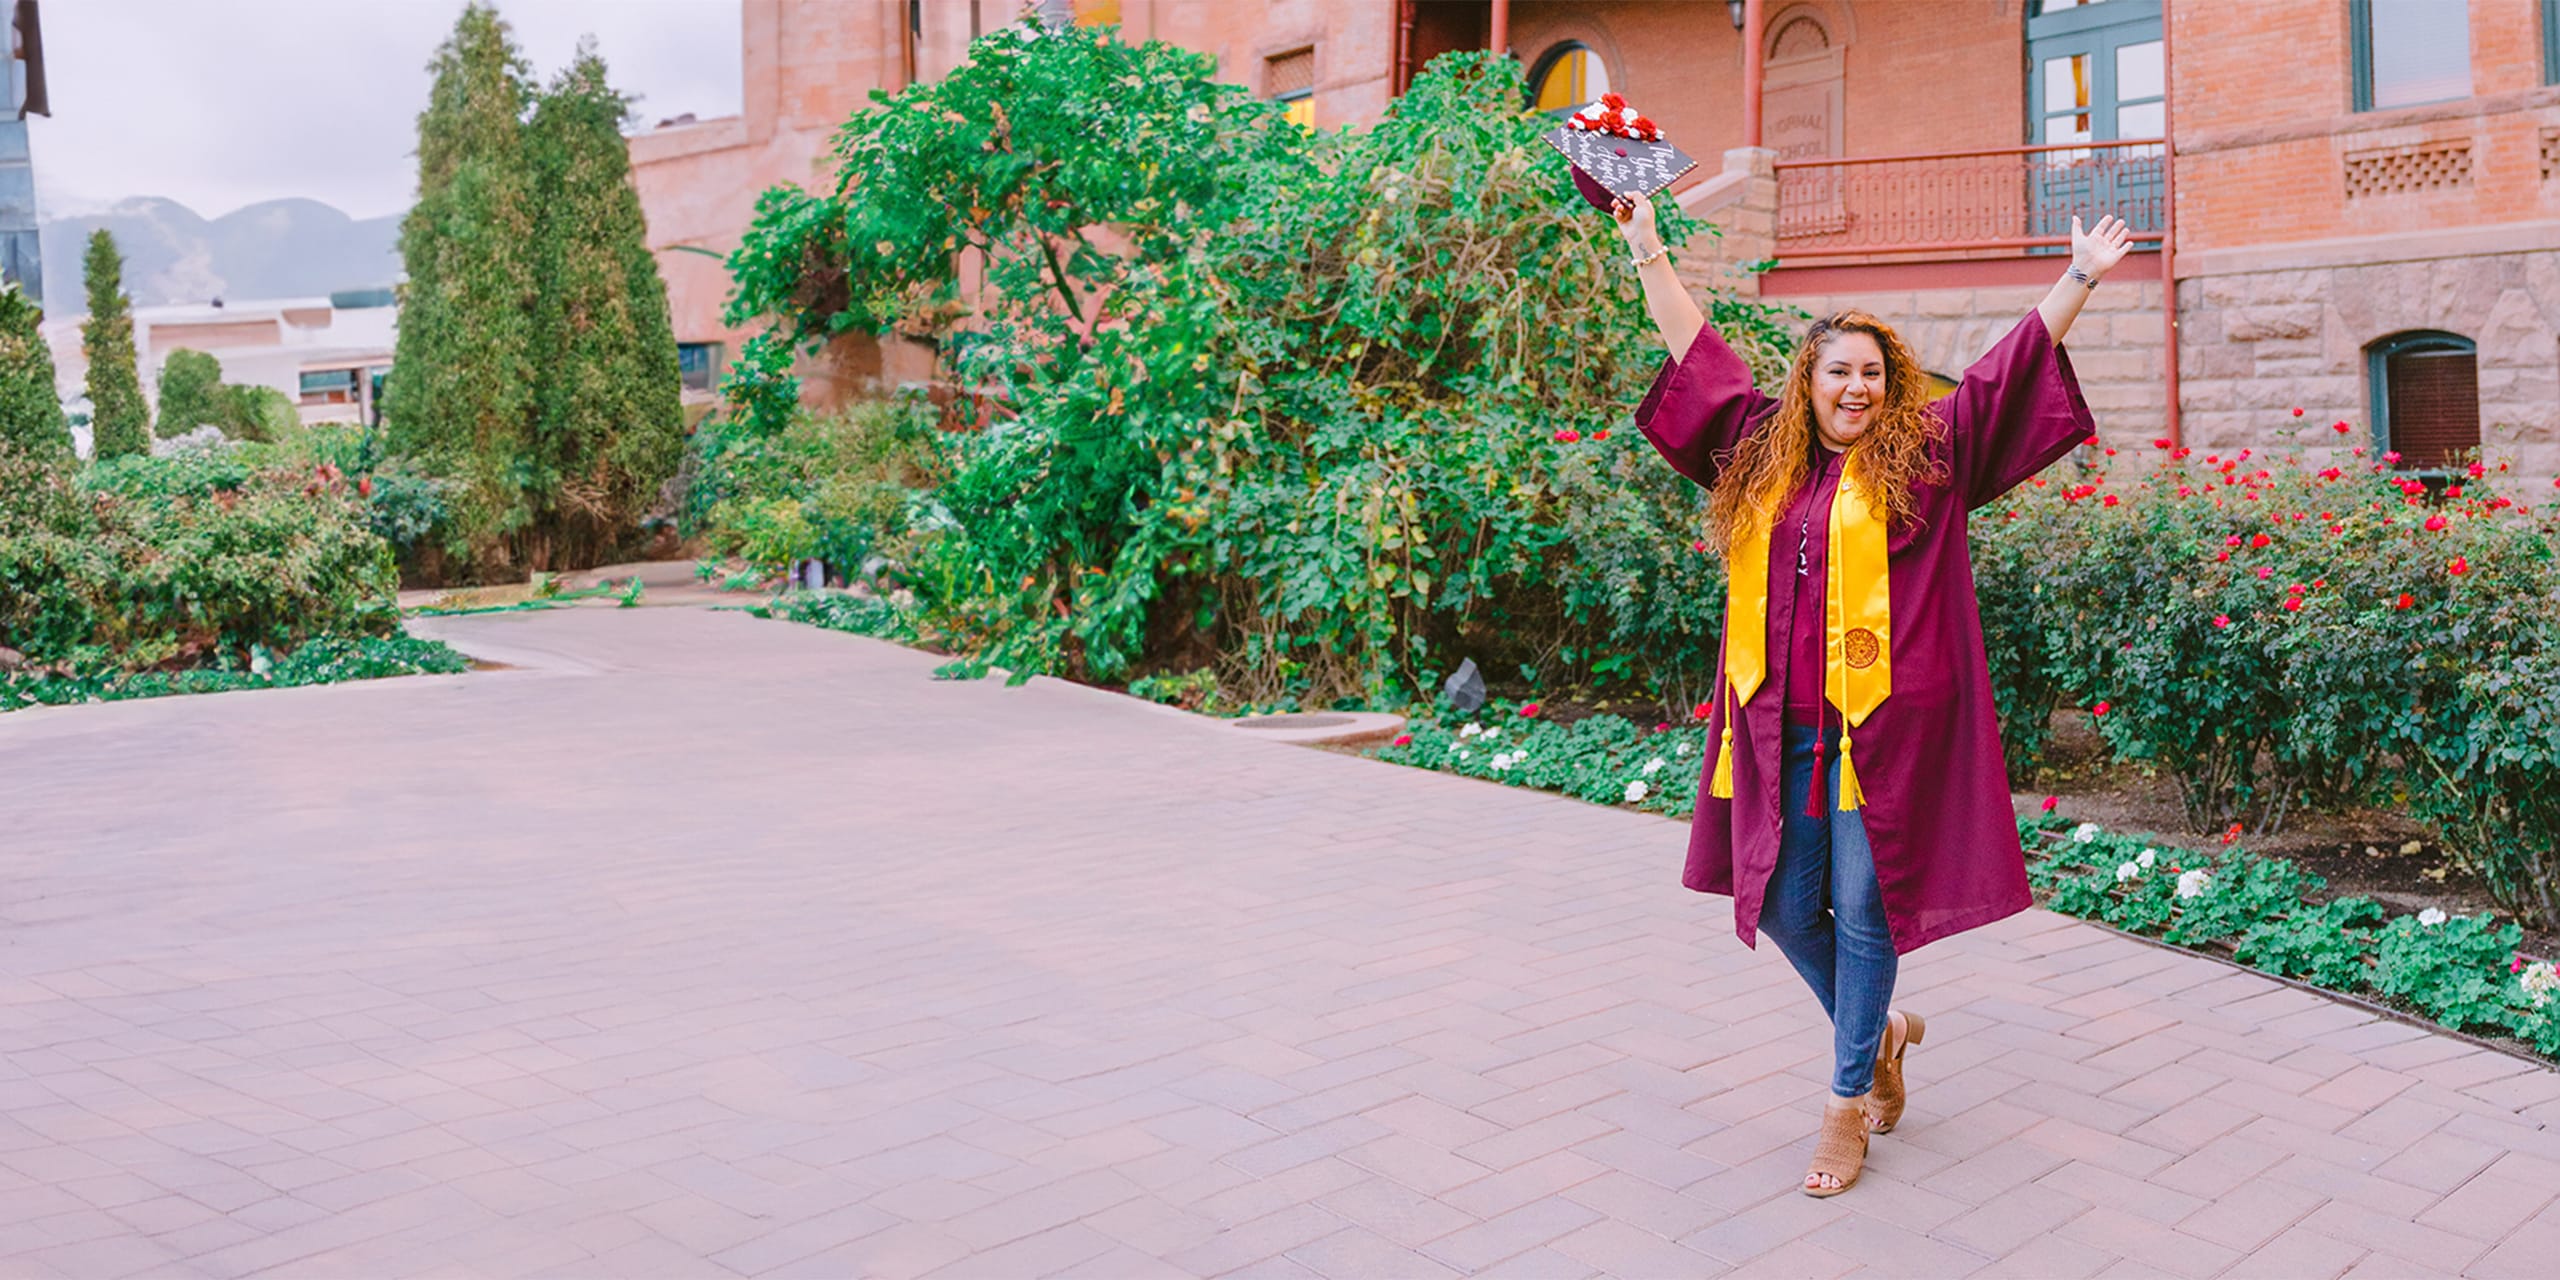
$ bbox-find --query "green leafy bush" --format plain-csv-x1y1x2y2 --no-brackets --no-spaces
155,348,225,437
0,452,400,672
726,30,1789,708
687,392,944,580
1975,438,2560,921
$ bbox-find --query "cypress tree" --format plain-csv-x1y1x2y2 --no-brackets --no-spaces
82,230,150,460
525,39,684,568
0,283,67,462
386,2,537,572
155,348,223,437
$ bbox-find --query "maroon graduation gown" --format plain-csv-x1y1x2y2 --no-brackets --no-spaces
1636,310,2095,954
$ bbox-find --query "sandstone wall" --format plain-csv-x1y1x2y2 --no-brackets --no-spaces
2177,250,2560,483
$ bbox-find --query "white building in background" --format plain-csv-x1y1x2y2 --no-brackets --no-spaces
45,294,397,433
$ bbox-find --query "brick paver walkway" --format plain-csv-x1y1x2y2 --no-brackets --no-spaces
4,607,2557,1278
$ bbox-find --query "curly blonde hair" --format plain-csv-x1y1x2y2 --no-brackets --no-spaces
1707,310,1949,554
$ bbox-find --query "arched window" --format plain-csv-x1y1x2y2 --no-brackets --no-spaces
1529,42,1610,115
2366,331,2480,470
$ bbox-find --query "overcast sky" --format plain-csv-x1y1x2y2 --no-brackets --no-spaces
28,0,745,221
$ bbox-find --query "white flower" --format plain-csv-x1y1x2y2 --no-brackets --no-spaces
2417,907,2448,927
1456,749,1470,760
1674,741,1692,757
2175,868,2211,900
2521,963,2560,1006
1625,780,1650,804
1459,724,1482,739
1481,727,1501,741
1642,757,1667,776
2115,861,2142,883
2138,848,2158,869
1489,752,1514,771
2073,822,2102,844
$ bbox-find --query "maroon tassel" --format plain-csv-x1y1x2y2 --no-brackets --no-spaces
1806,706,1827,819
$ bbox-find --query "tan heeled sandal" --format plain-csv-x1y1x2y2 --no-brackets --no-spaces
1803,1098,1868,1198
1865,1010,1927,1134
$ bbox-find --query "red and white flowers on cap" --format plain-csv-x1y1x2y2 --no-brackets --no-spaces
1565,93,1662,142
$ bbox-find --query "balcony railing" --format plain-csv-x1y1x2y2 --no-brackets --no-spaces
1774,139,2168,259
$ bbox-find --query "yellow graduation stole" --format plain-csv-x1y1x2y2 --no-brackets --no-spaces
1709,468,1892,810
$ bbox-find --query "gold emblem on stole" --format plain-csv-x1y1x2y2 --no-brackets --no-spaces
1843,627,1881,671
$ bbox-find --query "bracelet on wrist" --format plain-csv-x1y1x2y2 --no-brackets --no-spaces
1631,245,1669,270
2065,265,2097,290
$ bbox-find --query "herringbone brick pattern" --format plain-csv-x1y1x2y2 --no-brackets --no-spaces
2,607,2555,1278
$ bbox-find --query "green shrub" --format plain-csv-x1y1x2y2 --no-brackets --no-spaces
0,451,400,672
218,384,300,444
727,31,1790,706
687,392,945,581
155,348,225,437
0,282,68,462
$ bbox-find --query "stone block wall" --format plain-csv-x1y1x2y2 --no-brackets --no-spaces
2176,250,2560,484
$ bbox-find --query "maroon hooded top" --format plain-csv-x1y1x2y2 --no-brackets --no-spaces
1636,310,2095,954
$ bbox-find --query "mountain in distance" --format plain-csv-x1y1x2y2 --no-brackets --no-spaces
39,196,403,314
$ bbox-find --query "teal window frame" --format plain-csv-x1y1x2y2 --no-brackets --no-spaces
2545,0,2558,84
298,368,357,397
2352,0,2474,112
2365,329,2478,474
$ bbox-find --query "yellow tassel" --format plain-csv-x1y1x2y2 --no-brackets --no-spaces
1710,724,1735,799
1836,729,1864,812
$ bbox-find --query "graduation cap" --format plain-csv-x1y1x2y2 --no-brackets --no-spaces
1544,94,1697,213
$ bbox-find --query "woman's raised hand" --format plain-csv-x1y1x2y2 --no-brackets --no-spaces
1613,193,1661,256
2071,214,2134,282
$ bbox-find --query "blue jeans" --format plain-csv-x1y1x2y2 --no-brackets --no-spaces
1758,722,1898,1097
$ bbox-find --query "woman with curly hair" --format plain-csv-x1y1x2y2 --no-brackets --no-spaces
1615,196,2134,1196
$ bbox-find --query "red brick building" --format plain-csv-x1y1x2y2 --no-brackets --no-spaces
634,0,2559,478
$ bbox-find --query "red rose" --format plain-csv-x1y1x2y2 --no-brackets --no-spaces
2085,434,2100,446
1593,428,1611,441
2424,514,2448,532
1691,700,1712,721
2153,438,2173,449
2447,485,2463,498
2102,494,2120,507
2040,796,2059,812
1631,115,1658,135
2291,407,2305,417
1692,539,1708,553
1391,733,1411,746
2385,451,2403,464
2396,593,2414,609
1601,92,1627,110
2213,614,2232,629
2449,556,2470,576
1518,702,1541,717
2468,462,2486,478
2250,533,2270,548
2333,421,2351,434
357,476,373,498
2092,701,2110,716
2283,597,2304,612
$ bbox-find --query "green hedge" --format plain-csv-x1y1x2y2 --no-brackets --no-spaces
0,450,403,674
